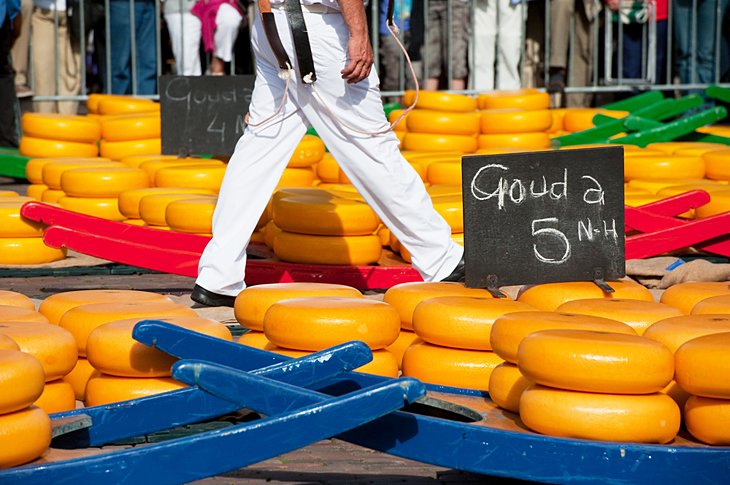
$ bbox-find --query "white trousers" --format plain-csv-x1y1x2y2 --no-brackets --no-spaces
473,0,523,90
165,4,241,75
196,7,463,296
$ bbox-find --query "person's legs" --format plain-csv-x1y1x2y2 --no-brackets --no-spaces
164,12,202,76
212,3,241,66
0,17,19,147
109,0,132,94
655,19,668,84
425,0,444,89
449,1,470,88
621,23,643,79
57,13,80,114
134,0,157,94
673,0,692,84
695,0,728,83
473,0,496,91
548,0,573,69
496,0,523,89
31,9,58,112
565,1,593,107
10,0,32,91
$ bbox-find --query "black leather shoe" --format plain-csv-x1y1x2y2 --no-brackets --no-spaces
190,284,237,307
441,258,465,283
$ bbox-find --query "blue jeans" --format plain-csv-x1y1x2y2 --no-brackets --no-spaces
621,20,668,84
108,0,157,94
673,0,729,84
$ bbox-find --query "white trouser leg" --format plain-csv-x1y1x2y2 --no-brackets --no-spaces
213,3,242,62
473,0,496,91
496,0,523,89
164,12,202,75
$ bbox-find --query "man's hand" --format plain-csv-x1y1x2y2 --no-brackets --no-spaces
338,0,374,84
341,33,373,83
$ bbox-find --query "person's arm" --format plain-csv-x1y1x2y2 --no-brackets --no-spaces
338,0,374,84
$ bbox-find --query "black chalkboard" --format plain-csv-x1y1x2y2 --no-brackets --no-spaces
160,75,254,156
461,147,625,288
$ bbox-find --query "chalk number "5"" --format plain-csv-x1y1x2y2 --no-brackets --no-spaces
531,218,571,264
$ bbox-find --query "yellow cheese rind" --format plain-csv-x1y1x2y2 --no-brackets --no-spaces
555,298,683,335
660,282,730,315
517,280,653,311
488,362,531,413
39,289,173,324
0,349,45,414
34,380,75,414
643,314,730,353
684,395,730,445
85,374,186,406
675,332,730,398
0,321,78,381
0,406,52,468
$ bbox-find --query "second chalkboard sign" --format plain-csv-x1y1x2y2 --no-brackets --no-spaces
160,75,254,156
461,147,625,289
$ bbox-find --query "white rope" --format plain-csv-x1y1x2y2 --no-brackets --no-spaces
244,63,295,128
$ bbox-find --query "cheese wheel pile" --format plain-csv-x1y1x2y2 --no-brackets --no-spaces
0,199,66,264
99,111,161,161
517,280,654,311
19,113,100,158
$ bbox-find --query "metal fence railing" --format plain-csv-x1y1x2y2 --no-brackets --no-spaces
15,0,730,107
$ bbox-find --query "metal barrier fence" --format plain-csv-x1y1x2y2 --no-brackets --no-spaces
19,0,730,106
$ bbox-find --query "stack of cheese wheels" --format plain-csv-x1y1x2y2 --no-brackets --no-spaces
84,316,232,406
0,198,66,264
263,296,400,377
703,148,730,181
659,281,730,315
691,294,730,314
0,309,79,414
384,282,497,331
516,279,653,311
0,290,35,310
675,332,730,444
556,299,684,335
155,164,227,193
39,158,119,204
315,152,341,184
517,329,679,443
560,108,628,133
693,190,730,219
646,141,726,155
624,153,706,182
99,109,161,161
476,89,551,149
401,91,478,153
0,348,52,468
137,158,224,185
272,193,382,265
118,187,215,223
165,197,218,234
87,94,159,116
278,134,323,188
19,113,100,159
403,296,536,392
139,192,216,229
489,311,637,412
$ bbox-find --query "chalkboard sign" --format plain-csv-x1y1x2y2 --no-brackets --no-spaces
461,147,625,289
160,75,254,156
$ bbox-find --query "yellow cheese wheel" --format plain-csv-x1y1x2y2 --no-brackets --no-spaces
59,301,197,355
315,153,341,183
675,332,730,398
155,164,226,192
26,158,56,184
0,321,77,381
547,108,566,133
26,184,48,200
274,231,382,266
85,374,186,406
263,221,281,249
97,96,159,116
426,184,462,197
408,90,477,112
20,136,98,158
234,282,362,331
384,282,497,330
0,406,51,468
101,113,161,142
278,167,318,188
518,329,673,394
0,291,34,311
562,108,629,132
403,133,477,153
59,196,126,221
40,189,66,203
61,167,149,198
406,110,480,136
99,138,161,161
355,349,399,377
0,238,67,265
263,345,310,359
425,161,459,185
22,113,101,143
477,132,551,149
385,330,419,370
673,146,727,158
0,190,18,197
661,380,691,410
520,384,680,443
387,109,409,132
62,357,96,401
646,141,725,155
691,294,730,314
138,158,221,184
490,311,636,364
118,187,215,219
41,159,120,189
0,334,19,351
138,192,214,226
0,349,45,414
34,379,75,414
624,155,705,181
263,297,400,351
39,289,173,324
401,340,504,391
694,190,730,218
87,316,232,377
627,177,722,194
237,330,269,349
684,395,730,445
703,148,730,180
431,195,463,232
0,201,44,237
273,196,379,236
165,197,217,233
643,314,730,353
413,296,537,350
517,280,653,311
288,135,325,168
120,154,180,168
87,94,138,114
480,109,552,134
555,299,683,335
477,89,549,111
0,306,49,323
488,362,531,413
660,282,730,315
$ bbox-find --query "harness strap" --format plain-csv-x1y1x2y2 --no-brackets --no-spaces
257,0,293,71
285,0,317,84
